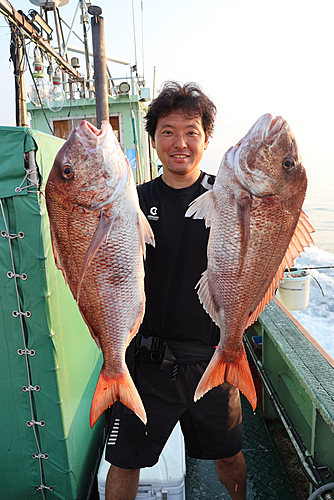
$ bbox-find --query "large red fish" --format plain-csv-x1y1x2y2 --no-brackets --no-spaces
45,120,154,427
186,114,314,409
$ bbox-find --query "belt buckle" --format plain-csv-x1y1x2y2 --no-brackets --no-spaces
150,351,162,361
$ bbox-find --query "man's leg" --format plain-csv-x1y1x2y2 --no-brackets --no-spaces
105,464,140,500
215,450,247,500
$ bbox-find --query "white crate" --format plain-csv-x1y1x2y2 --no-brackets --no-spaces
98,422,186,500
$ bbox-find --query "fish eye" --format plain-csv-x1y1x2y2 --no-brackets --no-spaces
61,163,74,179
282,156,296,171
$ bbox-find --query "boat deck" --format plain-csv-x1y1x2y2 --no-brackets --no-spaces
185,395,299,500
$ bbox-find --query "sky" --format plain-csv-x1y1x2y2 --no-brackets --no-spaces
0,0,333,198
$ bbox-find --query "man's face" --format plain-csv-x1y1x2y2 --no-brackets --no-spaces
151,110,209,182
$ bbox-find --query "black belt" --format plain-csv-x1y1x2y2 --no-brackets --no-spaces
134,334,216,371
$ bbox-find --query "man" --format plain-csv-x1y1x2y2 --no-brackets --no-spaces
105,81,247,500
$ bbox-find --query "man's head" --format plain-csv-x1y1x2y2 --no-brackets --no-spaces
145,81,217,142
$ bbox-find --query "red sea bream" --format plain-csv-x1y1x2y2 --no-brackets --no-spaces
186,114,314,409
45,120,154,427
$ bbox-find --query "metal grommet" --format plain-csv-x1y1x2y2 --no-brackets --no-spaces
25,311,31,318
7,271,14,278
12,311,19,317
21,273,28,280
18,232,25,238
1,230,7,238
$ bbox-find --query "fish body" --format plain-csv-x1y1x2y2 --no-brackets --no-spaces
186,114,314,409
45,120,154,427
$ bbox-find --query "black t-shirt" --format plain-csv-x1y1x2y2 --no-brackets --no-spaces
137,172,220,349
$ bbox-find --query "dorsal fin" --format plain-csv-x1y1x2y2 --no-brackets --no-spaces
245,211,315,329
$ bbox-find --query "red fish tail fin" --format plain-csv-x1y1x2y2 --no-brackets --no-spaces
89,366,147,428
194,348,257,410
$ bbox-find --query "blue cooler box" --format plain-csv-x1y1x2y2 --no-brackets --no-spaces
98,422,186,500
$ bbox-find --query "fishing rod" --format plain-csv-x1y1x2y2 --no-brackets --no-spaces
243,334,334,499
289,266,334,271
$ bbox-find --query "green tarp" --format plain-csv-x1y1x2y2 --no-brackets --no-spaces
0,127,105,500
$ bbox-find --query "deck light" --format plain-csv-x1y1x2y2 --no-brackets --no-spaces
27,46,47,107
45,67,65,112
28,9,53,38
118,82,131,94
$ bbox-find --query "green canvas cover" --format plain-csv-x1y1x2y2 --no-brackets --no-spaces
0,127,105,500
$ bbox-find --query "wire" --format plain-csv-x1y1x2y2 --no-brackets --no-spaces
131,0,138,69
25,46,55,135
141,0,145,82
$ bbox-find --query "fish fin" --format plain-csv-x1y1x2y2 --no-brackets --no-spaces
185,190,214,228
89,365,147,428
196,270,220,327
138,211,155,259
77,305,101,349
236,192,251,254
245,211,315,329
50,228,69,284
76,212,116,302
194,347,257,410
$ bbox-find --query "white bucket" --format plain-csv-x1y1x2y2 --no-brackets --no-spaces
278,270,311,311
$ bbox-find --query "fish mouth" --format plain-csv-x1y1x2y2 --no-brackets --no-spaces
265,115,286,142
74,120,110,152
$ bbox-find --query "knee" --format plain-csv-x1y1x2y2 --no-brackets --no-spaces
216,450,246,471
106,464,140,483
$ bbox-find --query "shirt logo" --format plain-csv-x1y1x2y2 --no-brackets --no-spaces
147,206,159,221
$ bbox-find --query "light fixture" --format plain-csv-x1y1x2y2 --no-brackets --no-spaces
45,67,65,112
28,9,53,38
27,46,47,107
118,81,131,94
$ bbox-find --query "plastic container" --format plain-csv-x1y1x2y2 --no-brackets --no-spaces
278,270,311,310
98,422,186,500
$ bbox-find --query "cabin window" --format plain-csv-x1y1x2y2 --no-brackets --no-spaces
52,114,122,144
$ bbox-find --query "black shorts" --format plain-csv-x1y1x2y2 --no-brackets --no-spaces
105,360,242,469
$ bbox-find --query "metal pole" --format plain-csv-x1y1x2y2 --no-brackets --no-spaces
80,0,92,97
10,23,28,127
89,5,108,128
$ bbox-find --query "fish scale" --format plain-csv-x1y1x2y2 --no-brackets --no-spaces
46,119,154,427
186,113,314,410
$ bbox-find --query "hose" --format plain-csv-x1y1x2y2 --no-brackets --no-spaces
306,483,334,500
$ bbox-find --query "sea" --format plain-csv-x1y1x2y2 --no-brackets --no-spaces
278,166,334,360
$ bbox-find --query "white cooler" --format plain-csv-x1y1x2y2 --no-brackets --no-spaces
97,422,186,500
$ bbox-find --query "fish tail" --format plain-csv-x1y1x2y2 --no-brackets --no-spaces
89,365,147,428
194,347,257,410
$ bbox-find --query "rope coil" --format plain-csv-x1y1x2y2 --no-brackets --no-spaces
15,167,39,193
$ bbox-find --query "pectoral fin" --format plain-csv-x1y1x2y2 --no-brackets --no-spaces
185,190,214,227
235,190,251,258
76,212,117,302
138,211,155,259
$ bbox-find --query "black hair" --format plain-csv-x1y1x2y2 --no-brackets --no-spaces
145,81,216,140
